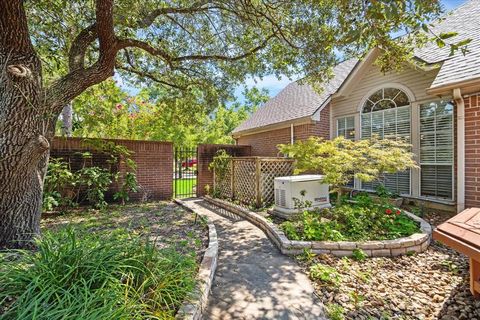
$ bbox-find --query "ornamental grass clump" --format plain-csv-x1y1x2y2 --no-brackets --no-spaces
0,228,196,320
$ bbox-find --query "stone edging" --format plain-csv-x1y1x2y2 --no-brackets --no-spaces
204,196,432,258
175,199,218,320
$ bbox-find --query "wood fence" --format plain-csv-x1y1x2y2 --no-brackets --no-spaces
214,157,294,207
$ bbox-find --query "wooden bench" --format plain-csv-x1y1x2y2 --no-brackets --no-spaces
433,208,480,298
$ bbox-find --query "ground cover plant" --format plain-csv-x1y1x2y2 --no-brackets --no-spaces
0,202,207,320
294,209,480,319
280,192,420,242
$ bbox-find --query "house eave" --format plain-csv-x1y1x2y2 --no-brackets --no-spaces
232,116,313,139
427,77,480,96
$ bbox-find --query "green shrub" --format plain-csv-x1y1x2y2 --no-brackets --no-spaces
325,303,345,320
0,228,197,320
352,248,368,261
280,194,420,242
280,221,302,240
309,263,341,286
43,158,77,211
77,166,112,209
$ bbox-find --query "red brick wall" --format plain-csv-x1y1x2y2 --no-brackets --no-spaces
51,137,173,201
236,105,330,156
197,144,252,196
465,94,480,208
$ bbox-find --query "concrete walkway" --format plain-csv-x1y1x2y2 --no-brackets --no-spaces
181,198,326,320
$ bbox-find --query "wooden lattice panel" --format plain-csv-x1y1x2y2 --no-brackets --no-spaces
233,159,256,205
215,165,232,199
214,157,294,207
260,160,294,205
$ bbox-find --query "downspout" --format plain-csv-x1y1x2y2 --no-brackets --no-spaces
290,123,294,144
454,88,465,212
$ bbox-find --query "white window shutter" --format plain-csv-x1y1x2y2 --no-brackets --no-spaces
420,101,454,199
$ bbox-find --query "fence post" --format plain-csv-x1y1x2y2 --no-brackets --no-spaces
229,159,234,199
255,157,261,208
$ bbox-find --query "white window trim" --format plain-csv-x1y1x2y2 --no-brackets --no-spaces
418,100,455,200
356,83,416,113
335,116,355,140
358,85,414,196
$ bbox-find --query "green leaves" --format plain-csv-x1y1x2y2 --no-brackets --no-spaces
25,0,445,104
438,31,458,40
279,136,417,194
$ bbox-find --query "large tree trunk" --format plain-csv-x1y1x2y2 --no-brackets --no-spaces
1,0,118,249
0,1,52,249
0,51,52,249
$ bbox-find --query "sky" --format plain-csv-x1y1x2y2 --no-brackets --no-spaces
234,0,468,102
119,0,468,103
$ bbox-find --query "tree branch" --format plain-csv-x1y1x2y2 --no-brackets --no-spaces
96,0,117,61
137,1,210,27
46,0,118,111
118,33,275,64
116,64,186,90
68,24,97,71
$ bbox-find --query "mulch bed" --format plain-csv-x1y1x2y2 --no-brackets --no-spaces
295,209,480,320
41,201,209,262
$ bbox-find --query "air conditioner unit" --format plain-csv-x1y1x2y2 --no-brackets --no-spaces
274,175,330,218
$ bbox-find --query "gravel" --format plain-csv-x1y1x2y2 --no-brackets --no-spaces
296,211,480,320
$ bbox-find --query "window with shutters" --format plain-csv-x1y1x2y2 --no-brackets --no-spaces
360,87,411,195
420,101,454,199
337,116,355,140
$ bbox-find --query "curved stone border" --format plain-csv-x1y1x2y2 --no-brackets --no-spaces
204,196,432,258
175,199,218,320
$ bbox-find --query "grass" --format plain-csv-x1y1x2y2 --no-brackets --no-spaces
1,203,206,320
0,228,197,320
174,178,197,197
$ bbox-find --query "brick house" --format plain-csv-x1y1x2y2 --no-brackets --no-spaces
233,1,480,212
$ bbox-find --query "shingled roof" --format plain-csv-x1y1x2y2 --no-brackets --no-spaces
234,0,480,135
233,59,358,134
415,0,480,89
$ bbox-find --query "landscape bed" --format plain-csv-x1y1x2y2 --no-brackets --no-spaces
0,202,208,320
204,196,432,257
296,210,480,319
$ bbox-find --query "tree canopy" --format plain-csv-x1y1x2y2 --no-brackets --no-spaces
64,81,268,148
23,0,449,115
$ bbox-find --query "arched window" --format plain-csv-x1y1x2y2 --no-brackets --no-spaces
360,87,411,195
361,88,411,141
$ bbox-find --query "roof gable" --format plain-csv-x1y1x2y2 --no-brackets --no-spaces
233,59,357,135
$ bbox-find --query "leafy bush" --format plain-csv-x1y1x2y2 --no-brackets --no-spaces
352,248,368,261
0,228,197,320
309,263,341,286
208,150,232,197
43,142,138,211
43,159,77,211
279,136,417,203
281,221,302,240
280,193,420,242
76,166,112,209
325,303,345,320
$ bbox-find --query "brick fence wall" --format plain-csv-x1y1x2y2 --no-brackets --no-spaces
236,105,330,156
196,144,252,196
465,94,480,208
51,137,173,201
